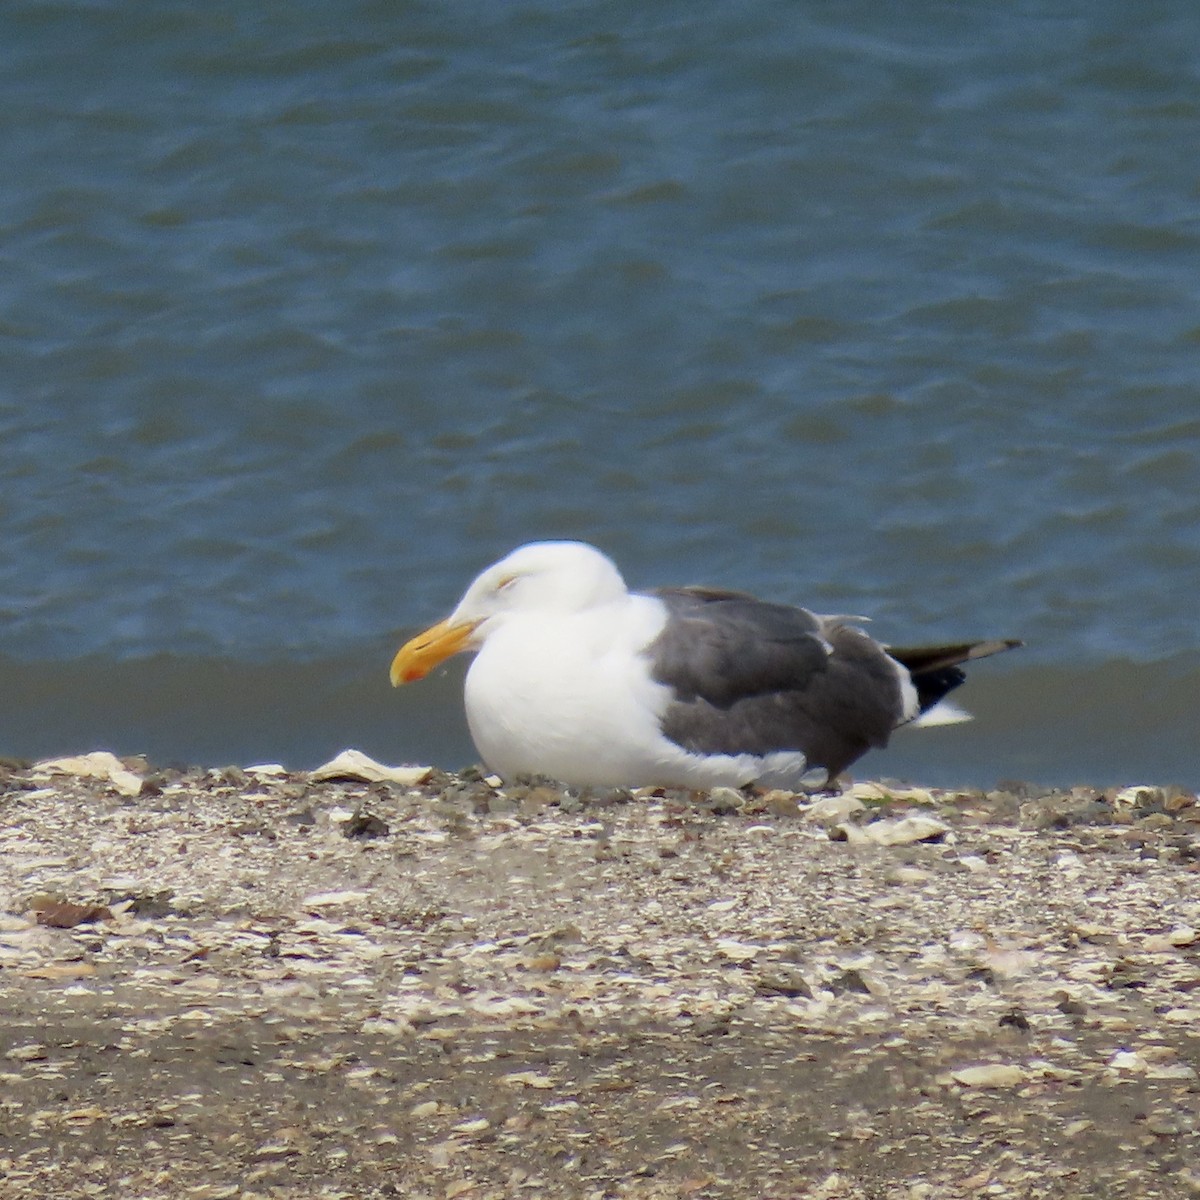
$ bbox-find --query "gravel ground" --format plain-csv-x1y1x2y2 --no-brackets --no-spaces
1,753,1199,1200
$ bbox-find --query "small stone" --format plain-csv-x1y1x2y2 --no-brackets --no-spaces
754,965,815,998
762,790,802,818
829,822,869,844
1139,813,1174,831
999,1009,1031,1031
704,787,744,815
955,855,990,874
32,897,113,928
342,811,390,839
1113,785,1161,809
829,968,875,996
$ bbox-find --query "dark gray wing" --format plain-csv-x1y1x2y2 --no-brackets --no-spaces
646,587,905,776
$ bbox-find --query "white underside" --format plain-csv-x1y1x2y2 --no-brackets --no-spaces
906,699,972,727
463,594,818,789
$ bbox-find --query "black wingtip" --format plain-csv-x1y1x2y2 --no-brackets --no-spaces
889,638,1021,714
965,637,1024,661
888,638,1022,675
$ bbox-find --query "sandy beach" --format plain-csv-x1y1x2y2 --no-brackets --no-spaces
1,754,1198,1199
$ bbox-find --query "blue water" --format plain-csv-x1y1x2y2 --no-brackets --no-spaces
2,2,1198,785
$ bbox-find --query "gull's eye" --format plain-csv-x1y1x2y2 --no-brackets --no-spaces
496,575,517,592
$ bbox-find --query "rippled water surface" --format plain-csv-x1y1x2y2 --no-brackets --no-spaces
2,2,1198,784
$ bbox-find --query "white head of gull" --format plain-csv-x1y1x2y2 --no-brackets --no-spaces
390,540,1020,790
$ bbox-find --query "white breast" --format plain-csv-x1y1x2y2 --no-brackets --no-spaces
463,594,674,785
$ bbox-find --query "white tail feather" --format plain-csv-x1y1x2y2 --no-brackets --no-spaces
907,701,972,729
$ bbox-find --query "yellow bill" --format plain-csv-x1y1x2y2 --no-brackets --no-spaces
389,617,479,686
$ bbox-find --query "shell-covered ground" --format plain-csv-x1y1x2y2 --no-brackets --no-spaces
2,753,1199,1199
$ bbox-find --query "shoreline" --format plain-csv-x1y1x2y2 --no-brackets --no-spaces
2,755,1198,1198
5,652,1200,792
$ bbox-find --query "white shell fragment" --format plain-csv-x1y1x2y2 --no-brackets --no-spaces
501,1071,555,1089
846,782,936,806
803,794,867,824
300,889,372,909
310,748,434,786
1113,785,1157,808
36,751,143,797
863,815,950,846
715,939,763,963
951,1064,1026,1088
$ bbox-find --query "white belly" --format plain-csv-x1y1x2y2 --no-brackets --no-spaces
462,597,664,784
